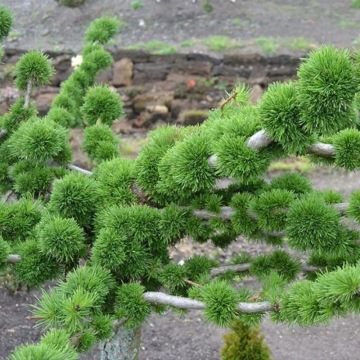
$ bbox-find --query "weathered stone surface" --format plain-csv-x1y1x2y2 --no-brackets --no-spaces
173,58,213,76
212,64,252,78
171,98,192,119
133,63,170,84
96,68,113,84
0,86,20,114
145,104,169,114
35,92,58,115
51,55,72,85
133,92,173,113
0,63,15,84
112,58,134,87
179,109,208,125
134,110,170,128
223,53,262,66
0,100,8,114
0,48,301,130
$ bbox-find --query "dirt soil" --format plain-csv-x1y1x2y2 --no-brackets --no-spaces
2,0,360,53
1,167,360,360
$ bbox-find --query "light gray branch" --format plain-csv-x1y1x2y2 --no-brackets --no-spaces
206,130,336,191
210,262,319,277
246,130,336,157
0,129,7,140
210,263,251,277
24,79,33,109
194,202,349,222
214,177,237,190
308,142,335,158
67,164,93,176
193,206,235,221
143,291,273,313
246,129,274,150
7,254,22,263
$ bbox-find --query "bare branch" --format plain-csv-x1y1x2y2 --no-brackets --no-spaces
214,177,237,190
308,142,335,158
7,254,22,263
67,164,93,176
210,263,251,277
143,291,273,313
24,79,33,109
0,129,7,140
194,203,349,222
193,206,235,221
246,129,274,150
210,262,319,277
245,130,335,157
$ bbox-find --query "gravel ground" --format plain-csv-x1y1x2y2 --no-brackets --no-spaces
2,0,360,53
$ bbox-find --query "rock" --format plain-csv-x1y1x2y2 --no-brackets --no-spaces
133,92,173,113
112,119,135,135
173,58,213,76
250,85,263,104
51,55,72,85
179,109,208,125
134,110,169,128
145,104,169,114
212,64,251,78
133,94,155,113
112,58,134,87
35,92,58,115
0,101,8,115
96,68,113,84
133,62,170,84
171,99,192,119
0,63,16,83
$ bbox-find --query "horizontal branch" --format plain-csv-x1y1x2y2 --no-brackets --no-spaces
246,130,335,157
143,291,273,313
308,142,335,158
66,131,336,192
210,263,251,277
210,262,319,277
246,129,274,150
67,164,92,176
194,202,349,221
209,130,336,190
7,254,21,263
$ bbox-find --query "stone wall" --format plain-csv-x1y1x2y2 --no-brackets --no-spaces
0,48,301,132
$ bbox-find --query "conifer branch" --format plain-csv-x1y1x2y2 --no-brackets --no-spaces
308,142,336,157
210,263,251,276
67,164,93,176
143,291,273,313
246,129,274,150
245,130,336,157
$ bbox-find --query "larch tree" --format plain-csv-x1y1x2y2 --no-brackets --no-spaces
1,5,360,360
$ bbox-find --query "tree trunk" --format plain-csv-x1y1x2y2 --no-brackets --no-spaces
99,324,141,360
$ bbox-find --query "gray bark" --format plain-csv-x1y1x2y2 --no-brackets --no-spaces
100,325,141,360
